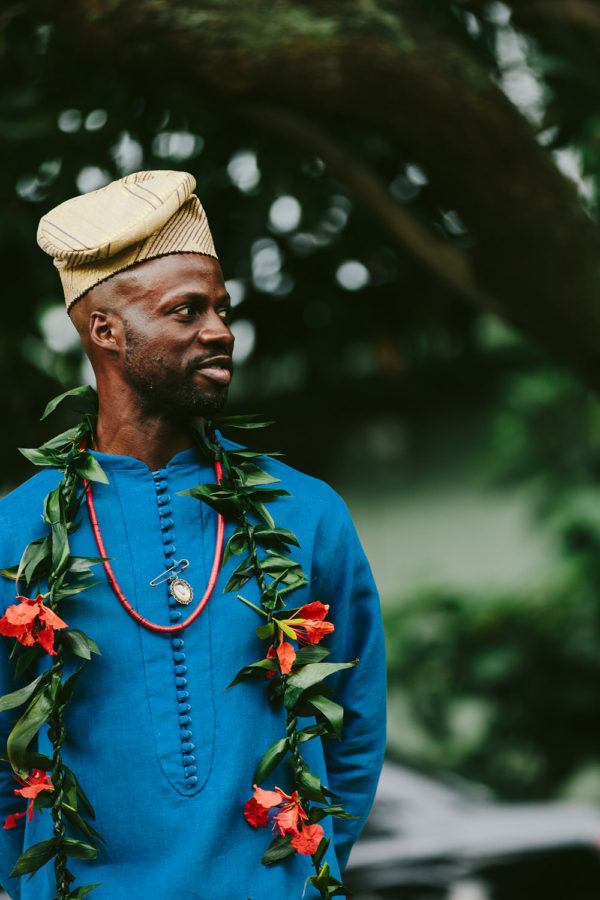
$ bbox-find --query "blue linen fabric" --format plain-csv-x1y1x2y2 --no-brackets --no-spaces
0,430,387,900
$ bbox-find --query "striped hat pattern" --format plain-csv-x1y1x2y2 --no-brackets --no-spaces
37,170,218,311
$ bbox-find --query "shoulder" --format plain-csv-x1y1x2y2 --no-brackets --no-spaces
216,430,353,531
0,468,62,562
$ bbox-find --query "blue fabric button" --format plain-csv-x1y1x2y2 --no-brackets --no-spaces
183,754,196,767
158,494,172,506
161,519,174,531
160,507,173,518
181,742,195,753
180,728,192,740
172,638,184,649
178,702,191,714
184,765,197,777
177,690,189,701
164,546,176,558
170,610,182,622
186,775,198,786
175,677,187,688
173,652,186,663
175,665,187,676
179,715,192,726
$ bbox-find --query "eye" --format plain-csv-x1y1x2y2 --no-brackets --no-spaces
174,303,196,317
219,308,233,322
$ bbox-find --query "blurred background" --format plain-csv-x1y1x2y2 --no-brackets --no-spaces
2,1,600,897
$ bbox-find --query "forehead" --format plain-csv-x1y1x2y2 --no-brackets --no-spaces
112,253,227,305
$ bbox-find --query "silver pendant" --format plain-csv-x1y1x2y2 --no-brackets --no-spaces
149,559,193,605
169,577,194,605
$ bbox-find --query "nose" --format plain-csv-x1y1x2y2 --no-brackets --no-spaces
195,307,235,352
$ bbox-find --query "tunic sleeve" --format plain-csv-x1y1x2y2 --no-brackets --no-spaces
314,487,387,873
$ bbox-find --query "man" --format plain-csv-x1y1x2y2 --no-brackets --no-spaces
0,170,387,899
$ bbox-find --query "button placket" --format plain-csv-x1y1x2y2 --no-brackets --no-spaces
152,469,197,788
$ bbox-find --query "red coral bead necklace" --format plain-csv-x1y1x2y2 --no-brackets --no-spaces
82,445,225,634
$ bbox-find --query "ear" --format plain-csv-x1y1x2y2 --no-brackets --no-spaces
88,310,124,353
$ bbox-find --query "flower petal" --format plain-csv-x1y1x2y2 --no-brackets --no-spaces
290,823,325,855
276,641,296,674
252,784,283,810
243,797,270,828
5,601,39,626
38,605,68,630
292,601,329,623
36,627,57,656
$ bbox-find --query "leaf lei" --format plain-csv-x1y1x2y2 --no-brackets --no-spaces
0,386,358,899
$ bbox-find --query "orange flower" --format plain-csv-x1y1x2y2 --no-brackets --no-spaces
263,601,334,678
3,769,54,829
280,601,334,646
264,637,297,679
0,594,68,656
290,822,325,855
244,783,308,838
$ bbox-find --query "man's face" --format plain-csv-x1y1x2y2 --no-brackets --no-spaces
104,253,235,419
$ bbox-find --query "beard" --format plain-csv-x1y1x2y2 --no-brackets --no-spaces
122,322,229,420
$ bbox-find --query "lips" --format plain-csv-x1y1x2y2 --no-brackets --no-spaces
193,356,233,385
195,366,232,385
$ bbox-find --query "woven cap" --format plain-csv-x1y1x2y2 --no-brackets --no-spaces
37,170,218,312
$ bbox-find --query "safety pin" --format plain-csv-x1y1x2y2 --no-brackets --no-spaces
149,559,190,587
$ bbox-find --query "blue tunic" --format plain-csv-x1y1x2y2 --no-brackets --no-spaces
0,431,387,899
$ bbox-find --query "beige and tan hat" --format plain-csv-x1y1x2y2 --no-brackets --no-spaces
37,170,218,313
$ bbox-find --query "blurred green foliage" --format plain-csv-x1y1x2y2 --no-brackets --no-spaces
2,3,600,803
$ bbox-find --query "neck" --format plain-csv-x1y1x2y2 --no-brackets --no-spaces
93,384,206,470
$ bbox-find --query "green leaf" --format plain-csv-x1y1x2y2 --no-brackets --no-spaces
253,526,301,550
306,694,345,739
297,767,329,802
63,837,98,859
0,565,19,581
74,453,109,484
233,462,281,486
0,674,45,712
17,536,51,586
213,413,274,429
227,657,277,688
7,686,54,777
62,803,106,846
255,622,275,640
63,629,101,660
67,885,102,899
60,667,85,705
261,833,295,865
14,645,44,679
226,448,285,459
309,804,359,823
284,660,358,710
41,385,98,421
293,646,330,666
253,737,288,784
63,766,96,821
18,447,66,468
248,500,274,528
9,838,57,877
313,836,330,867
223,528,248,565
295,723,328,744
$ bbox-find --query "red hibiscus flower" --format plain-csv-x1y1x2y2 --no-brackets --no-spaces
0,594,68,656
244,785,314,853
281,601,335,646
3,769,54,830
263,601,334,678
290,822,325,855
